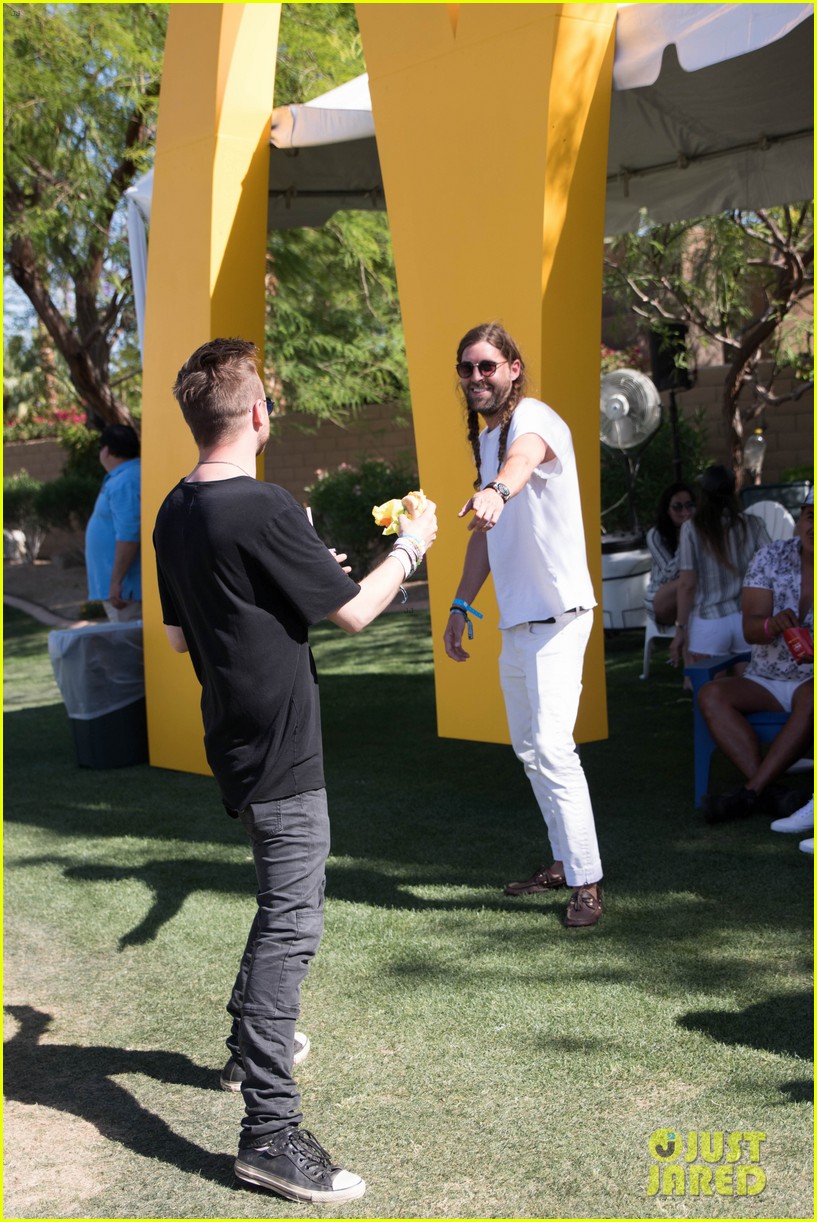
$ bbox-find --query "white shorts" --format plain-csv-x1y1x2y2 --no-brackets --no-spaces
688,611,748,656
743,672,812,713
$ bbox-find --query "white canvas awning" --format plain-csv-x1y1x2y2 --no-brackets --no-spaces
265,3,813,233
127,4,814,352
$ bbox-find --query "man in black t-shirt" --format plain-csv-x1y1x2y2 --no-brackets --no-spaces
153,338,437,1204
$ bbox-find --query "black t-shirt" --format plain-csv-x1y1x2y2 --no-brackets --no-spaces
153,477,359,810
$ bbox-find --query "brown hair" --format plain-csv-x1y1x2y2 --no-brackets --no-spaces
456,322,528,489
172,338,261,448
692,464,747,572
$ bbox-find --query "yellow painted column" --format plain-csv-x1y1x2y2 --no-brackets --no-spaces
141,4,280,775
356,3,615,744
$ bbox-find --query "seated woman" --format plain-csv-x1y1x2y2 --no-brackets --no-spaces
697,489,813,822
644,482,696,625
670,464,770,667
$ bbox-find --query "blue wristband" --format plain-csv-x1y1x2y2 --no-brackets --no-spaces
452,597,483,619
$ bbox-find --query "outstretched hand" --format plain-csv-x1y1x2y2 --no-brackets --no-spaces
459,486,504,532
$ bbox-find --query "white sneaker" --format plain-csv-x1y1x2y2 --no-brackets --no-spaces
799,837,814,856
770,796,814,834
293,1030,311,1065
220,1031,311,1092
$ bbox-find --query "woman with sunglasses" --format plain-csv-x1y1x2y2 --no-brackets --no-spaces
669,465,770,667
644,482,697,626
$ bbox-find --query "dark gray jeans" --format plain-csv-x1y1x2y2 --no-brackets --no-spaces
226,788,330,1147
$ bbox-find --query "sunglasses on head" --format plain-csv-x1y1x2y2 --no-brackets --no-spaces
670,500,695,511
456,359,507,379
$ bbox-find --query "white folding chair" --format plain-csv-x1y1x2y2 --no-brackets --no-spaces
745,499,796,541
640,616,675,679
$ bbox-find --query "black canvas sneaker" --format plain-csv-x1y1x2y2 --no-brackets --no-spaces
219,1031,310,1091
235,1126,366,1203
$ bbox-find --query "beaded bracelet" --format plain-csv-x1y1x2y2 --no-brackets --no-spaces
393,537,420,561
396,539,423,566
393,540,420,562
399,531,426,559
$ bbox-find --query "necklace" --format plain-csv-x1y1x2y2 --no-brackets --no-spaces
195,460,253,478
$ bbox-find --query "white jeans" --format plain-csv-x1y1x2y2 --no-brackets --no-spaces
499,610,602,887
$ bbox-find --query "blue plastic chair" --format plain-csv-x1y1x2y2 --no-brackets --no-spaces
684,653,790,807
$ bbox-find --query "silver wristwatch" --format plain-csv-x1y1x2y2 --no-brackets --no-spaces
484,480,511,503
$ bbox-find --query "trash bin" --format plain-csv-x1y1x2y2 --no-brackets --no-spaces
601,534,651,630
48,621,148,768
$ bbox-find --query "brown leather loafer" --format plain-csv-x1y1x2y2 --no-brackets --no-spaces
563,885,603,927
504,863,566,896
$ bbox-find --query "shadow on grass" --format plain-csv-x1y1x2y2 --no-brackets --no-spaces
778,1079,813,1103
6,629,812,1078
677,992,814,1060
4,1005,236,1185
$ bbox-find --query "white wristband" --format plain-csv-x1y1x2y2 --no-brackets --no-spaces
388,547,413,579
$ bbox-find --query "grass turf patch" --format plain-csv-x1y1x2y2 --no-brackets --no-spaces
3,608,813,1218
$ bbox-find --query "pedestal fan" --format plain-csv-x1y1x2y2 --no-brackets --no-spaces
600,369,662,543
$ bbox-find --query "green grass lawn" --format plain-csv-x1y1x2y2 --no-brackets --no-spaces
3,608,813,1219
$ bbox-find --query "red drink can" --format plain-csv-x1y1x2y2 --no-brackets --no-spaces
783,626,814,663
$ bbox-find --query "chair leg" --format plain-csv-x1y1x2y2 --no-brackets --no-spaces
640,632,652,680
693,704,717,807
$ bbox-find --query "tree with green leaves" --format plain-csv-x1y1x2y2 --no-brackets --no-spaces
4,2,405,434
604,205,814,480
266,5,406,421
4,3,167,428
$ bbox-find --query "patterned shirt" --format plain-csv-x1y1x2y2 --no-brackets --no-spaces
743,538,813,682
644,526,678,616
678,513,769,619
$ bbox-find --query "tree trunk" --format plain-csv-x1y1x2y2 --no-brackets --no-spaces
722,312,781,488
8,234,134,428
37,318,60,414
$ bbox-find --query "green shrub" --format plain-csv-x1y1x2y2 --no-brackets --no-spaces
780,464,814,485
57,423,102,480
306,456,419,576
36,472,100,530
4,469,46,561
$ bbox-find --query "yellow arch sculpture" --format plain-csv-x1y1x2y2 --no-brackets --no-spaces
142,3,614,775
356,3,615,745
142,3,280,775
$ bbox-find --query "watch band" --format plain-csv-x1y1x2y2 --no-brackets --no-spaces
485,480,510,503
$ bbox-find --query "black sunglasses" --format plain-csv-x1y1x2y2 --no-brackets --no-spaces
670,500,695,511
456,359,507,379
265,397,276,417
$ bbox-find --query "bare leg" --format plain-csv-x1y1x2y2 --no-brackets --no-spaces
653,578,680,626
699,677,813,794
747,681,813,793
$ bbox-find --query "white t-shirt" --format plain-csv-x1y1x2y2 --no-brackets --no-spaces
479,397,596,629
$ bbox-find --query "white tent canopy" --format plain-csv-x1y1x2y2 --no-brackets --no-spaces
127,3,814,352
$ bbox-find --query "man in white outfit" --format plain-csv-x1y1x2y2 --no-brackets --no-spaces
443,322,603,927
